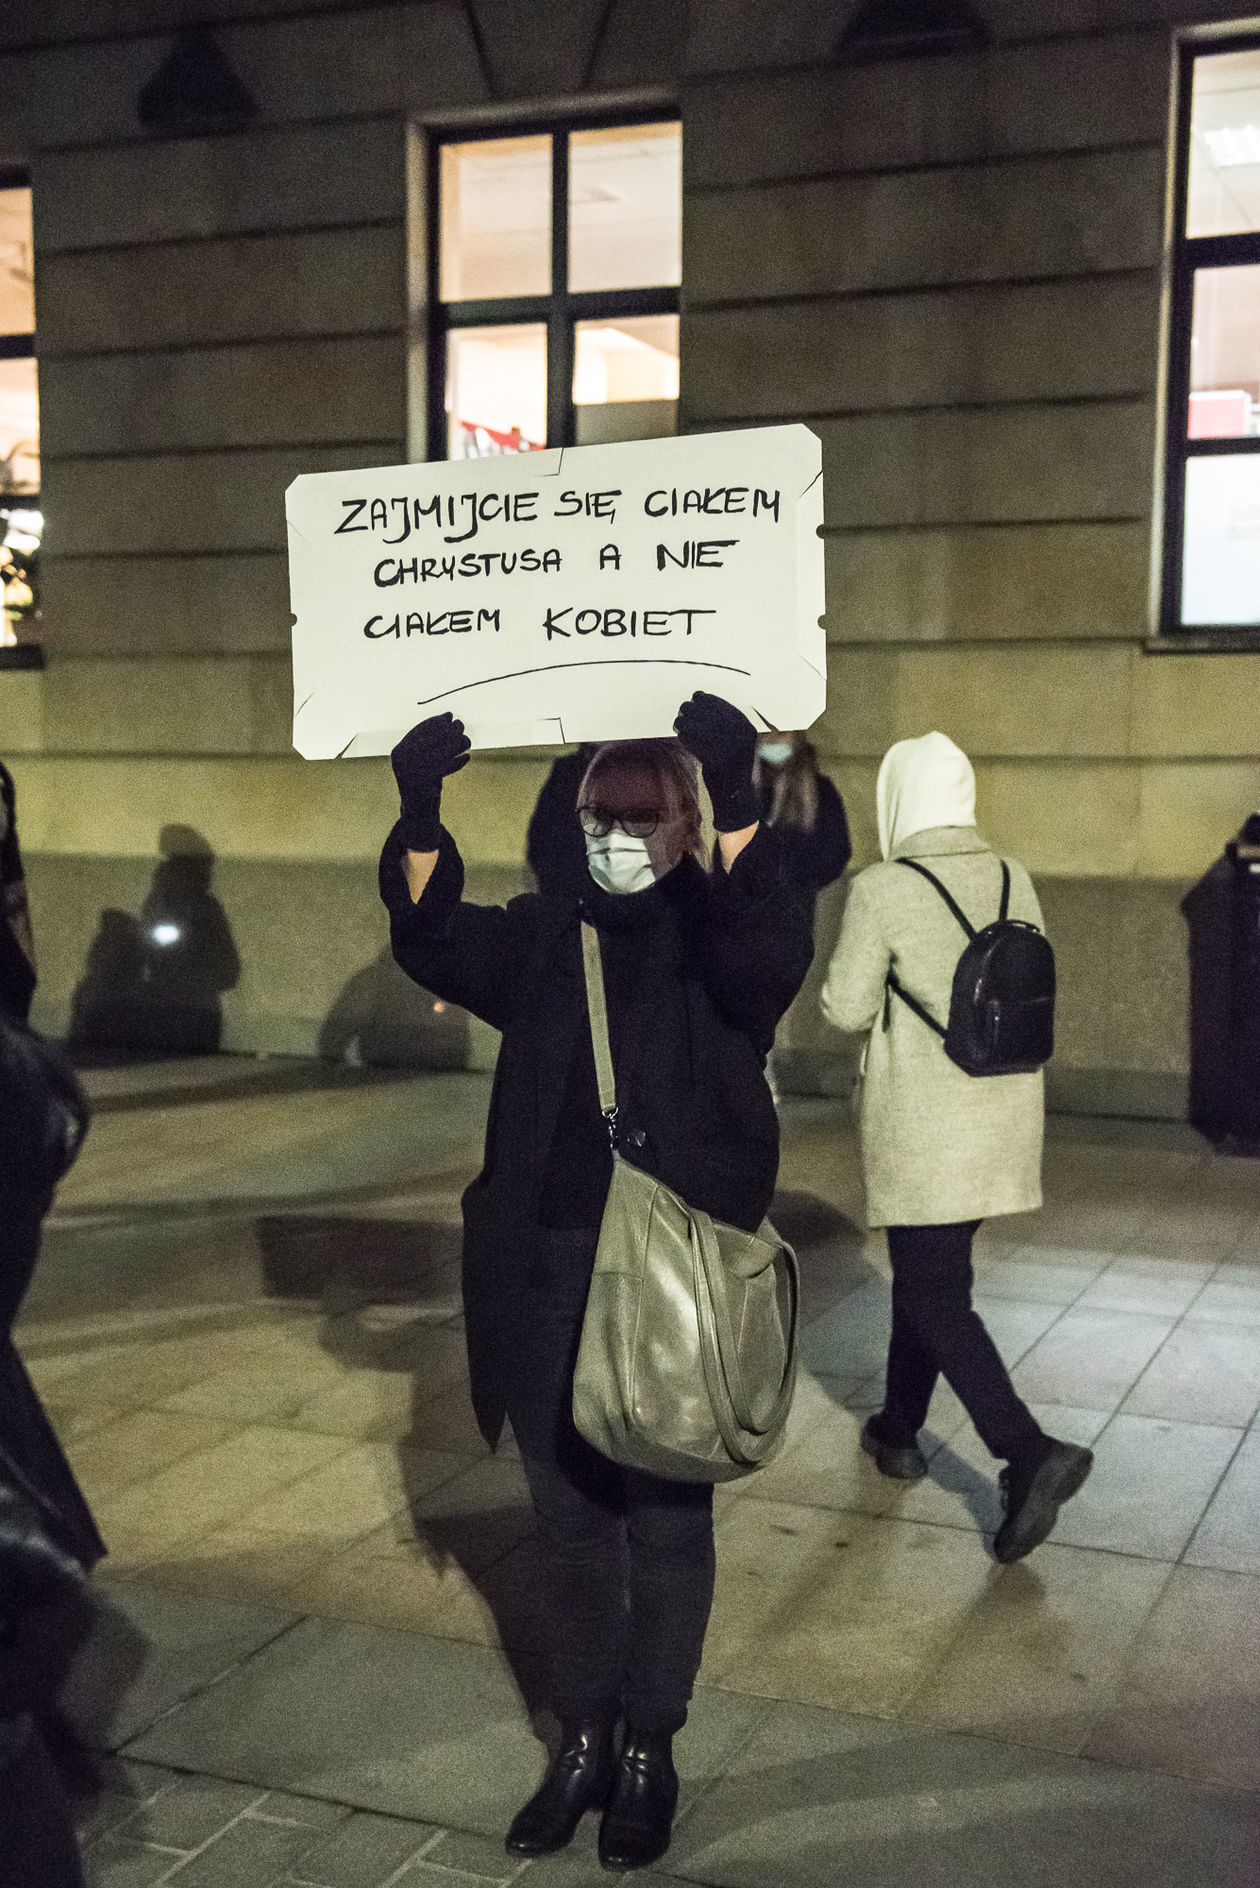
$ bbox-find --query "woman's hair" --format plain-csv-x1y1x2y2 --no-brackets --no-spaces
757,733,820,831
578,738,705,859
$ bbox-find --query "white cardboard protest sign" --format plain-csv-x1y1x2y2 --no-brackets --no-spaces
287,424,825,757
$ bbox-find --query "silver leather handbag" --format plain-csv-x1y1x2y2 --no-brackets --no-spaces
571,922,799,1483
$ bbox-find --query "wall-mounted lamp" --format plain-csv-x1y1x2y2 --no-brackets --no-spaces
137,26,258,134
836,0,989,62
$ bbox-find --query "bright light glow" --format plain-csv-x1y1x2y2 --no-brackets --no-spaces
1205,124,1260,167
1182,454,1260,626
150,923,181,946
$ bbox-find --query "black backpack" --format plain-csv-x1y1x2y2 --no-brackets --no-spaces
884,858,1055,1077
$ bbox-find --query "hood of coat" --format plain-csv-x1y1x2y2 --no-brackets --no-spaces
876,732,976,860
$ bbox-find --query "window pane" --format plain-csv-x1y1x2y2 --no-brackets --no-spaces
568,122,681,293
1187,46,1260,237
1188,264,1260,439
440,136,551,302
1182,454,1260,626
445,323,546,459
573,314,678,446
1,499,40,647
0,185,34,335
0,357,38,494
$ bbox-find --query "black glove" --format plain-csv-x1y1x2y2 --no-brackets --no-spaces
673,692,759,832
391,712,470,851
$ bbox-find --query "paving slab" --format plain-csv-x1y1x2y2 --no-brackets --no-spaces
63,1577,299,1751
1121,1323,1260,1427
121,1619,770,1838
1049,1416,1241,1560
1010,1309,1176,1411
702,1502,993,1714
904,1543,1171,1753
287,1809,438,1887
1086,1565,1260,1792
1185,1426,1260,1574
666,1700,1260,1888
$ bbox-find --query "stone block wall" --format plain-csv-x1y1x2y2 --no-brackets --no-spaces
0,0,1254,1109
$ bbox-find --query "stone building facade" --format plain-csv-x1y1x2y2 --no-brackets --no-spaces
0,0,1257,1114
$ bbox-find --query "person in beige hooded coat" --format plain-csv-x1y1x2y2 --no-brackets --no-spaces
821,733,1092,1562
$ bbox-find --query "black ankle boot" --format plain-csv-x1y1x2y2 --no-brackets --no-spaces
505,1717,616,1857
598,1727,679,1872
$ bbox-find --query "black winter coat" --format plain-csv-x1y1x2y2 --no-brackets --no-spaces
760,773,851,902
382,822,813,1445
1,1021,104,1574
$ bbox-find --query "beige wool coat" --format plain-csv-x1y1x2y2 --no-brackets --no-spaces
821,826,1045,1228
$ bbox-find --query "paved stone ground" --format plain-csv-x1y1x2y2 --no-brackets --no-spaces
15,1056,1260,1885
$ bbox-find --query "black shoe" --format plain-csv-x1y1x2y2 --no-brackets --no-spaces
506,1718,616,1857
994,1440,1093,1564
598,1727,679,1872
860,1415,928,1481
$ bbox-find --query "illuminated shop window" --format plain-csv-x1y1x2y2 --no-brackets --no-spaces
0,173,38,651
432,120,680,460
1165,39,1260,632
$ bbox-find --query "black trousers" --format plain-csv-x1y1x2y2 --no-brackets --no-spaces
877,1221,1046,1463
0,1722,86,1888
510,1228,715,1735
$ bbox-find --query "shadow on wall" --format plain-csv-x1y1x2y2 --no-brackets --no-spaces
319,946,470,1071
67,826,240,1058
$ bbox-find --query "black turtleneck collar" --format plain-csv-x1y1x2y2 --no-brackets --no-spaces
577,852,706,933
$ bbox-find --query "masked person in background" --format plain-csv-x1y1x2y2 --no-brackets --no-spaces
754,731,850,921
526,743,599,898
821,733,1092,1563
0,760,37,1025
381,694,812,1871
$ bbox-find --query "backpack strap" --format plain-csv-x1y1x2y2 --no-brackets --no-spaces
885,971,946,1039
895,858,977,940
999,859,1011,922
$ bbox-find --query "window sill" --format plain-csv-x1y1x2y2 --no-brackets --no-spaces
1145,631,1260,655
0,644,44,670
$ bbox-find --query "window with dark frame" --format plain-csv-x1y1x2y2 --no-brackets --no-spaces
429,119,681,463
1163,36,1260,635
0,168,40,655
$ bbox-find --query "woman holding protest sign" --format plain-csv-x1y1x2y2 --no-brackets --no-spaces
381,693,812,1871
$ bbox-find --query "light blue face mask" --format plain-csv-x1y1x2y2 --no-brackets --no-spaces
585,832,668,896
757,740,793,767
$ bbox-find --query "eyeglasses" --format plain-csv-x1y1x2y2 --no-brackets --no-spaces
578,804,665,839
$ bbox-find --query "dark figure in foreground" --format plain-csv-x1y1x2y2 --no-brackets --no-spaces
0,758,37,1024
0,1005,99,1883
382,695,811,1869
822,733,1092,1562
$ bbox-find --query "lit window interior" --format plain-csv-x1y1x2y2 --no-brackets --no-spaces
446,323,547,459
0,183,37,646
440,136,552,302
1187,46,1260,238
1188,261,1260,439
439,125,680,457
568,123,682,293
573,315,679,445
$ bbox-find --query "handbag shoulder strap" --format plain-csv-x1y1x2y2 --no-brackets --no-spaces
580,921,619,1139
